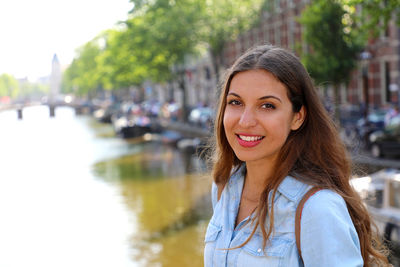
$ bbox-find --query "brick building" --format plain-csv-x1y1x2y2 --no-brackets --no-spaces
221,0,400,109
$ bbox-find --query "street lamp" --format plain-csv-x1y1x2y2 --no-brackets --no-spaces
360,50,371,120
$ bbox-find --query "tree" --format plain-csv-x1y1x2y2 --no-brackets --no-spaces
19,81,49,99
99,29,147,89
300,0,363,123
62,36,106,97
126,0,206,120
0,73,19,98
125,0,265,119
127,0,205,75
345,0,400,38
201,0,264,83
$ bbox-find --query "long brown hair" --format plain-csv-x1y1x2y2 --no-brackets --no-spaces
211,44,388,266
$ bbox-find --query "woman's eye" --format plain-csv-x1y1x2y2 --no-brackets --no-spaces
228,100,241,106
262,103,275,109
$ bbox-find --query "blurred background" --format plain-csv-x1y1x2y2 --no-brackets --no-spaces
0,0,400,266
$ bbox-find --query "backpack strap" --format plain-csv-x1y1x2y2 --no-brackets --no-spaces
295,187,323,263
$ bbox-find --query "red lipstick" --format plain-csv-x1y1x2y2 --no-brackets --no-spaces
236,134,264,148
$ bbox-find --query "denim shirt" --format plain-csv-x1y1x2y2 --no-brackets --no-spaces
204,165,363,267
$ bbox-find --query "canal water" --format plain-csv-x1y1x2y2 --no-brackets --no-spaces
0,106,212,267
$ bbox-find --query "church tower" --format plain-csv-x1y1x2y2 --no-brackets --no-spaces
50,54,61,100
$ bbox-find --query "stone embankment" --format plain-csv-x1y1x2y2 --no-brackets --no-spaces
159,119,212,139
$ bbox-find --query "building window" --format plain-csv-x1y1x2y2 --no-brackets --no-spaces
288,19,294,49
384,22,390,38
385,62,391,102
263,23,269,43
275,22,281,46
274,0,281,13
270,28,275,44
383,0,390,38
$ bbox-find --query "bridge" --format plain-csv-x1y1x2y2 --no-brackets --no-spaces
0,99,99,119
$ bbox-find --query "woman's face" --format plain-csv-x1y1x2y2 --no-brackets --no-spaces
223,69,305,165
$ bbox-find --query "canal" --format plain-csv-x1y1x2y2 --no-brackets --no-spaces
0,106,212,267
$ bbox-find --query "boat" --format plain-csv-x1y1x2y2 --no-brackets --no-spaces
351,169,400,264
113,115,153,139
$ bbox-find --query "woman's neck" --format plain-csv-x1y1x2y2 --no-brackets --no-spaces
243,160,274,199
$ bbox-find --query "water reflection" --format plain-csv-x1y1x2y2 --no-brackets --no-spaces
0,106,212,267
92,143,212,267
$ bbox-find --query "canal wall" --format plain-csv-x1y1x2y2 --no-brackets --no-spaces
159,119,211,139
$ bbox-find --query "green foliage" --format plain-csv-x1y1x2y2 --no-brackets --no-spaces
200,0,264,82
63,0,207,96
202,0,264,55
99,29,146,88
62,0,265,96
344,0,400,38
0,74,48,100
300,0,362,86
126,0,205,82
0,73,20,98
300,0,364,123
19,81,49,98
62,36,106,96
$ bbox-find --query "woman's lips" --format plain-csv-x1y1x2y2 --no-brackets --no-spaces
236,134,264,148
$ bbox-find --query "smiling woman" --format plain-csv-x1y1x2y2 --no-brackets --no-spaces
204,45,390,267
223,69,305,165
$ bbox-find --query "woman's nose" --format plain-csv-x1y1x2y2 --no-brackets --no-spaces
238,108,257,128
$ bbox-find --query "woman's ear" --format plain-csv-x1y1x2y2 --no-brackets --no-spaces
291,106,306,131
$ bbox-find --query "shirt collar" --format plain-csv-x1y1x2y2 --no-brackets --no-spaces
228,163,246,186
277,175,310,202
230,163,309,202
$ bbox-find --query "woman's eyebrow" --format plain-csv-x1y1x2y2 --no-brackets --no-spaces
259,95,282,103
227,92,282,103
227,92,240,98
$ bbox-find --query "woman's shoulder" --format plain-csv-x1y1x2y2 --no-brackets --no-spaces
278,175,346,207
299,189,363,265
301,188,356,232
277,176,352,226
303,189,347,215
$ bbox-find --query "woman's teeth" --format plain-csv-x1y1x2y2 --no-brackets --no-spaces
238,135,263,142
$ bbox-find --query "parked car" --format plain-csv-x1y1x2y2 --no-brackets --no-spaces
339,105,363,148
356,109,387,147
369,115,400,158
340,105,363,128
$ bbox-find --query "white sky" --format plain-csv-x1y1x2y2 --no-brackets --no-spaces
0,0,133,81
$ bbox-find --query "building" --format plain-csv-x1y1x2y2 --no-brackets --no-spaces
147,0,399,118
221,0,400,110
222,0,309,66
350,21,400,108
49,54,61,102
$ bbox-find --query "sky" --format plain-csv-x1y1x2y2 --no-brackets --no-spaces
0,0,133,81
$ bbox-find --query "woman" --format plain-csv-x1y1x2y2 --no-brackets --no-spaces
204,45,389,266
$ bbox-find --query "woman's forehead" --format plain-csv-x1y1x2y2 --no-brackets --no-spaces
227,69,288,98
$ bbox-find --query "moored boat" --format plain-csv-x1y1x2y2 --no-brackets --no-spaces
351,169,400,265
